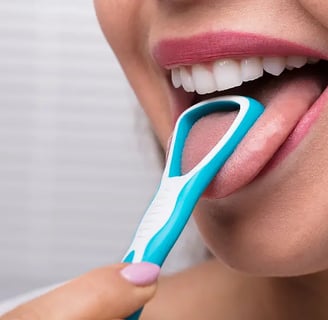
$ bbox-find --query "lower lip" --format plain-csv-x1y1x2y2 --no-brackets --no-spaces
259,86,328,176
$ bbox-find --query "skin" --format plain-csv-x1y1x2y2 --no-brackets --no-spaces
93,1,328,272
93,0,328,319
3,1,328,319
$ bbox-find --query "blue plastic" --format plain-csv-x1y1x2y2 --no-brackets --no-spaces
123,96,264,319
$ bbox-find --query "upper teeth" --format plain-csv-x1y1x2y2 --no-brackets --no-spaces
171,56,319,94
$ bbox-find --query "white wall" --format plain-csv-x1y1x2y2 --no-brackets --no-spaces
0,0,206,301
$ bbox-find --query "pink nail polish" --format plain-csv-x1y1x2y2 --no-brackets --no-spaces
120,262,161,286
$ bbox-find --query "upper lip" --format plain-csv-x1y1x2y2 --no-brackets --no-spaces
153,31,328,68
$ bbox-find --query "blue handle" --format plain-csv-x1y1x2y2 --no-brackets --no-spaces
124,96,265,320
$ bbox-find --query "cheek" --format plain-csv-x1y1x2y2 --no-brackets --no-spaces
94,1,172,146
298,0,328,28
94,1,137,53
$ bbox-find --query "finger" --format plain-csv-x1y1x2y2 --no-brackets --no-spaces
1,262,160,320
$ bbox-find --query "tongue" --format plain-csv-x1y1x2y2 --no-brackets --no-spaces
181,72,323,199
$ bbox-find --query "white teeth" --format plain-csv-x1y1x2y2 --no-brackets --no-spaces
286,56,307,69
240,57,263,82
213,59,242,91
170,55,320,93
308,57,320,64
171,68,182,88
191,64,217,94
180,66,195,92
262,57,286,76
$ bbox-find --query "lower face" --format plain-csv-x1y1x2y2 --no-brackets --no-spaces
94,0,328,276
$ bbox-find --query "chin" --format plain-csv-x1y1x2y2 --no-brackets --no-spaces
199,222,328,277
193,177,328,277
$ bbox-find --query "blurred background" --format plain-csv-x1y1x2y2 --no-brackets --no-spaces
0,0,205,302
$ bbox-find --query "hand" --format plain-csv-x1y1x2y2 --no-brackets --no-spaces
0,262,160,320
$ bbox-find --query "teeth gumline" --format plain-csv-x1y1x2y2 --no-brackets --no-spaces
170,56,321,95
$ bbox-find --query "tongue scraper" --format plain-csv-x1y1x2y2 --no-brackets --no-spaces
123,96,264,320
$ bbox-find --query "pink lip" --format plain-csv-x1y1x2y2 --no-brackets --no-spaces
153,31,327,67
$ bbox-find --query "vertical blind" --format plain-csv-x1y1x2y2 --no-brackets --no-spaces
0,0,205,302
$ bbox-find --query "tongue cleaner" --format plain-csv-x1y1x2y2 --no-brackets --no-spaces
123,96,264,320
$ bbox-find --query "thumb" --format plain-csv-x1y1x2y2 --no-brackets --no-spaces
1,262,160,320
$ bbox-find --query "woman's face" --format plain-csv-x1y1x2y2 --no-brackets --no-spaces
94,0,328,276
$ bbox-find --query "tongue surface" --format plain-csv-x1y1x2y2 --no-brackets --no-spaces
181,70,324,198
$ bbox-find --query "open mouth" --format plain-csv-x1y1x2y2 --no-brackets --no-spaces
168,57,328,198
155,33,328,199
